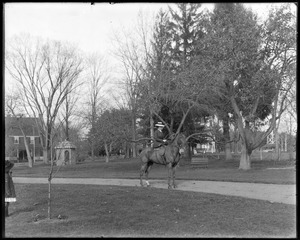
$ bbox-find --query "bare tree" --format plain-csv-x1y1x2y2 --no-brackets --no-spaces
279,65,296,160
111,10,155,157
78,53,110,160
6,35,83,220
58,81,83,142
6,34,83,164
285,72,296,123
112,31,142,158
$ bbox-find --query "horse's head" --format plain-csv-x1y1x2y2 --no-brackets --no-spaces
169,133,187,154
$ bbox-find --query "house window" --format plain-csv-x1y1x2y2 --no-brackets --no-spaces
14,136,19,144
30,136,35,144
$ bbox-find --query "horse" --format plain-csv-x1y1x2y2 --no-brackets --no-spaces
139,133,186,189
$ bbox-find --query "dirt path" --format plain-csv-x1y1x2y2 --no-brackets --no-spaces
13,177,296,205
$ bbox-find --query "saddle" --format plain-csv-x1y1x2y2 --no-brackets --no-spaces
153,146,166,155
149,146,166,163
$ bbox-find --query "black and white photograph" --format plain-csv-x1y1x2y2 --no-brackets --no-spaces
4,2,296,238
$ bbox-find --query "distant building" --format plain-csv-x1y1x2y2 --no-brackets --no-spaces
194,116,216,153
5,116,43,162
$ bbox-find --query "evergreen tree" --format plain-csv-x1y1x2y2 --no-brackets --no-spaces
169,3,203,71
167,3,211,156
151,9,174,79
137,9,174,138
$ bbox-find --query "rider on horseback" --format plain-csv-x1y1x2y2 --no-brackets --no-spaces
153,122,168,148
152,122,168,162
140,123,186,189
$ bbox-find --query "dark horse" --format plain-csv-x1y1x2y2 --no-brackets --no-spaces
139,133,186,189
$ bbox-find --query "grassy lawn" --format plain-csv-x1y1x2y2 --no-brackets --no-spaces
12,157,296,184
5,183,296,238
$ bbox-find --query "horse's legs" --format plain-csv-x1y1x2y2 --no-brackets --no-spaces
145,163,152,187
167,163,173,189
172,154,181,188
140,163,147,187
140,162,152,187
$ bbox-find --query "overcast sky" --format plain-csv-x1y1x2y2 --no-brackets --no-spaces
5,3,287,55
4,3,290,83
5,3,289,84
5,3,173,56
4,2,296,132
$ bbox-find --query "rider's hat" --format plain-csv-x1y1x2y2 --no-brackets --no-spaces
155,122,165,127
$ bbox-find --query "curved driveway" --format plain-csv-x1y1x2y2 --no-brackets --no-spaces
13,177,296,205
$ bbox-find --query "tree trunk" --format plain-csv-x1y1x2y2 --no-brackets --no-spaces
294,130,297,161
239,144,251,170
43,148,48,164
24,138,33,168
187,143,192,161
274,129,280,161
223,115,232,161
43,128,52,164
288,116,294,160
22,134,33,168
48,179,52,219
65,119,69,141
225,143,232,161
48,157,54,219
233,124,238,154
150,112,154,147
274,115,281,161
104,142,110,163
132,114,137,158
133,130,136,158
91,140,95,161
126,143,131,158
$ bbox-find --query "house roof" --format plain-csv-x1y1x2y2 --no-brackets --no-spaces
55,140,77,149
5,117,40,136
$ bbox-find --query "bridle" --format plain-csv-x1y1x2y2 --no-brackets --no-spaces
167,133,186,153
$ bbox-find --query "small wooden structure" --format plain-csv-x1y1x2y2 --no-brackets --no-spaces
55,140,77,165
191,148,208,168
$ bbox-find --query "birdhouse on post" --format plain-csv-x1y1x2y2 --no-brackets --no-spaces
55,140,77,165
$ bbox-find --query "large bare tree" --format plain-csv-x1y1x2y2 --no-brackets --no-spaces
55,68,85,143
6,34,83,164
79,53,110,160
111,12,152,158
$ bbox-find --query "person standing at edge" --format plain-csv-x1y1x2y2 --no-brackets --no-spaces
5,160,16,217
